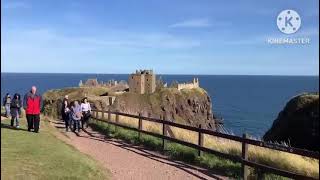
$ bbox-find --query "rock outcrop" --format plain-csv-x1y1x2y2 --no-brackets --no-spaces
263,93,319,151
111,88,216,130
43,86,216,130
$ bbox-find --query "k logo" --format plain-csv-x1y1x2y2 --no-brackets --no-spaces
277,10,301,34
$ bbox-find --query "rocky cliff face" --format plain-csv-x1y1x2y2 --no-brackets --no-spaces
263,93,319,151
111,88,216,130
43,87,216,130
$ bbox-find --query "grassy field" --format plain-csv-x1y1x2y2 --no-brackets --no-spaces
92,113,319,179
1,116,109,180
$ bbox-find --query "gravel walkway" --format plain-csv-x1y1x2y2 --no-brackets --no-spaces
49,119,229,180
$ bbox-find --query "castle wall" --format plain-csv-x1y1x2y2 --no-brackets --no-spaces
174,78,199,90
128,70,156,94
129,74,145,94
145,73,156,93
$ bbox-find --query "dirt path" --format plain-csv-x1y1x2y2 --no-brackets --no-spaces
49,119,229,180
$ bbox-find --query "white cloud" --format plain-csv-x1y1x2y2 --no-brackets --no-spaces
1,27,203,73
169,18,232,29
1,28,202,63
169,18,211,28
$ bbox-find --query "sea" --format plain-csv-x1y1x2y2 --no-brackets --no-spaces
1,73,318,138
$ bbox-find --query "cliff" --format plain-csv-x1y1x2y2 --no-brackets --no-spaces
263,92,319,151
43,87,217,130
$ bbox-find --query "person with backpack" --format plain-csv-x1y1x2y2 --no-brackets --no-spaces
3,93,11,118
10,93,23,128
81,97,91,129
23,86,42,133
71,100,82,132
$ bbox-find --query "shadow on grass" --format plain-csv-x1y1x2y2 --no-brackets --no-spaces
85,120,241,179
1,123,29,132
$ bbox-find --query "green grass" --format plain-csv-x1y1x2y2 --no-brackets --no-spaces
1,117,109,180
43,86,111,101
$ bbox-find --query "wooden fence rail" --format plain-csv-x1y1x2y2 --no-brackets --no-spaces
91,109,319,180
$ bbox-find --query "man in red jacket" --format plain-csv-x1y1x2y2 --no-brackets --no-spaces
23,86,42,133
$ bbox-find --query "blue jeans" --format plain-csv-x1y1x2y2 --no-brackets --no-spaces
67,113,73,131
73,120,80,132
5,104,10,117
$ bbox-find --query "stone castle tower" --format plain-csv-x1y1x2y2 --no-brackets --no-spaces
129,70,156,94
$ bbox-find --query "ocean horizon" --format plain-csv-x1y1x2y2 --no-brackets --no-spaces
1,72,319,138
2,72,319,76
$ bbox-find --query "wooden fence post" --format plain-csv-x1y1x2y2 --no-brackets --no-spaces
198,124,204,156
162,115,167,152
109,96,113,105
108,109,111,121
138,113,142,141
242,133,249,180
116,110,119,123
115,110,119,131
94,111,98,119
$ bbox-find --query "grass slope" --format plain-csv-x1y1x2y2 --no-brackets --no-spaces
1,116,109,180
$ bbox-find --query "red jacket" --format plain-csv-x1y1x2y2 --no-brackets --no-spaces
23,92,42,115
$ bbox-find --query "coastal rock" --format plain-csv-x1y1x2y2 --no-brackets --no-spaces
43,87,217,130
111,88,216,130
263,92,319,151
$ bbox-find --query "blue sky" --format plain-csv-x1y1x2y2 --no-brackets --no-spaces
1,0,319,75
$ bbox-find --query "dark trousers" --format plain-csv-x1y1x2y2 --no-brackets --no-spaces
26,114,40,132
62,113,70,130
81,111,91,129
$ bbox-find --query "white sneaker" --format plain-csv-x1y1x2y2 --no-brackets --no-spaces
16,126,20,128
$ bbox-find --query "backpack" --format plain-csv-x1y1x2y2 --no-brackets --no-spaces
10,99,20,109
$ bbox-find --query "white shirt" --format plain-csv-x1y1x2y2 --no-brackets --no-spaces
81,102,91,112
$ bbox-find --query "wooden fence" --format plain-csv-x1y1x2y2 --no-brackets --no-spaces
91,109,319,180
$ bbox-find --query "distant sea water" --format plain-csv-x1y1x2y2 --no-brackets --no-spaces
1,73,319,137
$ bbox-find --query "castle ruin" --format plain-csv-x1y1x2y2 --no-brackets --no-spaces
79,78,121,87
173,78,199,90
81,78,99,87
129,70,156,94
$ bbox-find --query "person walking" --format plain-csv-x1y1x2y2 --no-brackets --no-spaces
81,97,91,129
71,100,82,132
10,93,23,128
61,95,71,131
3,93,11,118
23,86,42,133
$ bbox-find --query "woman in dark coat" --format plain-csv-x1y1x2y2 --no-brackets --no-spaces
61,95,71,131
10,93,22,128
